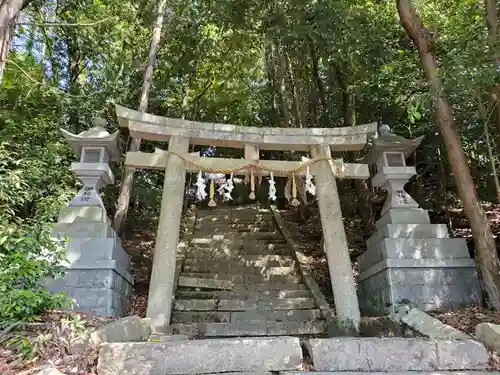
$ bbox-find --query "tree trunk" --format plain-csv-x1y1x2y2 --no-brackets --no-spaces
275,40,291,127
112,0,168,235
397,0,500,310
335,64,375,237
0,0,28,88
285,52,303,128
264,37,279,126
484,0,500,134
479,94,500,202
308,39,327,126
0,18,12,87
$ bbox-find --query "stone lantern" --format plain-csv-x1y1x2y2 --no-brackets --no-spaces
46,118,133,317
366,124,423,216
357,125,480,315
61,118,120,210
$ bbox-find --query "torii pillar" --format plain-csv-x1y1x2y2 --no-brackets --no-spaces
310,144,361,333
146,136,190,333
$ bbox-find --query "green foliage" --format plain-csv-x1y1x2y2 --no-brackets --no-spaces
0,220,69,322
0,57,76,323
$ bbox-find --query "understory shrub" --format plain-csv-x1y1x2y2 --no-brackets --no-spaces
0,220,70,321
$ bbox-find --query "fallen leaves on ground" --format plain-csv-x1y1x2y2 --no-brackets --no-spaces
429,306,500,335
0,311,115,375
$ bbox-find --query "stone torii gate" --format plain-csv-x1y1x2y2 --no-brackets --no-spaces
115,105,378,333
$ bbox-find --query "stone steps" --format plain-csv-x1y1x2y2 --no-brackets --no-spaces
194,224,276,231
307,337,489,372
97,337,303,375
183,264,297,275
188,239,287,248
177,281,308,292
231,282,308,291
169,321,327,337
185,247,293,257
171,308,322,323
97,336,493,375
174,289,311,300
183,254,295,263
171,206,324,339
174,297,316,311
179,272,302,284
182,257,296,269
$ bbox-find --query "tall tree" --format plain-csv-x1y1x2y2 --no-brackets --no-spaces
0,0,33,87
397,0,500,309
484,0,500,133
112,0,169,234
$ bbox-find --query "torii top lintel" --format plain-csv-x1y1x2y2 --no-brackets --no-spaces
115,105,377,152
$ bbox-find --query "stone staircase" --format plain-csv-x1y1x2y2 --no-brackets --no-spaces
95,204,499,375
169,205,327,337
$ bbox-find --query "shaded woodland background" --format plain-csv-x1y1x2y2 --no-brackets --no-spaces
1,0,500,320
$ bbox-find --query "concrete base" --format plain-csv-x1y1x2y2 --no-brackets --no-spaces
47,208,133,317
357,209,481,314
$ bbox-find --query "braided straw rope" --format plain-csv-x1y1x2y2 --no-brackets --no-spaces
168,152,345,176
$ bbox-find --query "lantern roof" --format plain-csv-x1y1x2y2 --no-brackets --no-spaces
365,124,424,164
61,118,121,161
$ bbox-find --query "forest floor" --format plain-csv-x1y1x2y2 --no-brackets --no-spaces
0,311,115,375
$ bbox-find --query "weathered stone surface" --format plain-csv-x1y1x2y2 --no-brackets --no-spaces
375,208,431,229
218,299,259,311
96,337,303,375
368,223,449,244
149,334,190,342
359,205,481,316
392,305,469,339
64,238,129,268
231,309,322,323
172,311,231,323
363,338,438,371
118,104,377,152
183,255,295,266
180,272,300,284
476,322,500,352
37,367,66,375
232,282,307,291
310,145,361,331
436,339,489,370
174,297,316,312
307,338,488,372
43,233,133,318
184,264,296,275
257,297,315,310
174,299,217,311
89,316,151,346
46,286,129,317
174,289,310,300
58,205,109,223
169,321,326,337
178,276,233,290
358,238,470,272
53,221,115,238
358,265,482,314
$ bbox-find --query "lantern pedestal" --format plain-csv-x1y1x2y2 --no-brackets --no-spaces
45,123,133,317
357,207,481,314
